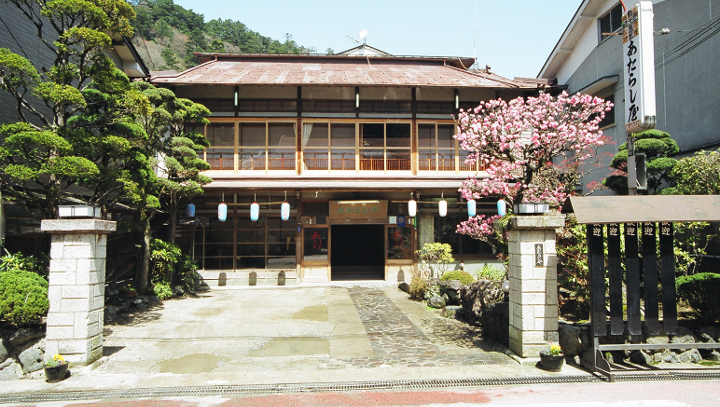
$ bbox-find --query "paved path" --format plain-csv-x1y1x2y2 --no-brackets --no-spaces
0,283,583,398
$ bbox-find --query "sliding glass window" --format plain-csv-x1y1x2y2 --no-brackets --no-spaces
302,122,355,171
360,123,410,171
205,122,235,170
204,121,296,171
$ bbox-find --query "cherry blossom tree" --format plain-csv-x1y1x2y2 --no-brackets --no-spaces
455,91,613,241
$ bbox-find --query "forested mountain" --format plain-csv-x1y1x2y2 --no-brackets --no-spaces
128,0,313,72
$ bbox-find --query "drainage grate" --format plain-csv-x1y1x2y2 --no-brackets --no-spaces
1,373,720,404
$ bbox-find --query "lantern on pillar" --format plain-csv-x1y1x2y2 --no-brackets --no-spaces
250,192,259,222
438,192,447,218
218,194,227,222
186,202,196,218
467,199,476,217
281,191,290,221
408,192,417,217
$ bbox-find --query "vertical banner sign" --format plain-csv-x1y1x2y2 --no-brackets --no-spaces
623,2,656,133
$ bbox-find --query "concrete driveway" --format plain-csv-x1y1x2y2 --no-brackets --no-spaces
3,283,585,397
96,284,514,382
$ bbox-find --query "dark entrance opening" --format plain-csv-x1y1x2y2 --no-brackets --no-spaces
331,224,384,280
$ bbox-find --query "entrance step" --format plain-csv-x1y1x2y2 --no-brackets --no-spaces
197,270,298,287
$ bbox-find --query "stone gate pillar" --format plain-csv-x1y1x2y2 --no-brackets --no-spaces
41,219,116,365
507,214,564,357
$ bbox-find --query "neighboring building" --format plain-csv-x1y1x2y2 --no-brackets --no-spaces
150,48,554,284
539,0,720,193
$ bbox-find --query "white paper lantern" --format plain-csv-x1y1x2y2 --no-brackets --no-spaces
438,198,447,217
218,202,227,222
281,201,290,221
467,199,476,217
408,198,417,217
250,201,259,222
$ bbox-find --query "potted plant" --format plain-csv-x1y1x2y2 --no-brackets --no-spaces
539,342,564,372
44,354,69,382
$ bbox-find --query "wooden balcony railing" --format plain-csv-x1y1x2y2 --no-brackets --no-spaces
204,152,486,172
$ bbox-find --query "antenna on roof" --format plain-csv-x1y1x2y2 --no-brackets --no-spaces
358,29,368,44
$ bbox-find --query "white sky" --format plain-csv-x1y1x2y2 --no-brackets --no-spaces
172,0,583,80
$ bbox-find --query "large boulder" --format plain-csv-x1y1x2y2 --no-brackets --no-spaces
8,327,44,347
428,295,446,309
459,280,504,325
19,347,44,373
0,359,23,381
481,301,508,345
0,340,8,364
438,280,463,305
559,323,589,357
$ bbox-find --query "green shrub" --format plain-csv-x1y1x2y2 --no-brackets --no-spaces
0,270,49,326
677,272,720,322
152,280,173,300
0,250,49,277
408,276,428,301
476,264,505,282
415,243,454,278
440,270,476,286
150,239,199,295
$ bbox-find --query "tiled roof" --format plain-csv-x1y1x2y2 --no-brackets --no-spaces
150,54,539,89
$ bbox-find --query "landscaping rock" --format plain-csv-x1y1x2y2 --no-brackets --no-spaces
629,350,652,365
428,295,446,309
8,326,44,347
678,349,702,363
398,282,410,294
481,301,509,346
0,360,23,381
441,306,463,319
559,323,588,357
438,280,462,305
662,350,679,364
0,340,8,364
18,347,44,373
459,280,503,325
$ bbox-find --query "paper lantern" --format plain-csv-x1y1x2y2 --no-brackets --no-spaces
408,193,417,217
218,202,227,222
467,199,476,217
438,197,447,218
497,199,506,217
250,201,259,222
281,201,290,221
186,202,195,218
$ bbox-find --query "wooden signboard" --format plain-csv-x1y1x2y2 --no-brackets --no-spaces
329,200,388,222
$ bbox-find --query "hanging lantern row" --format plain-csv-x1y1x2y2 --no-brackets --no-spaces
404,191,448,218
405,193,507,218
216,192,291,222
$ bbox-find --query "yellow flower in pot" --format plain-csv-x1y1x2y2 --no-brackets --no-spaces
44,354,69,382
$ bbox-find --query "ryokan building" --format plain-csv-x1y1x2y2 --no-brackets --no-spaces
150,45,555,285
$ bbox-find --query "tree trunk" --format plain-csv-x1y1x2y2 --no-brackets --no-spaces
138,215,151,295
167,200,177,245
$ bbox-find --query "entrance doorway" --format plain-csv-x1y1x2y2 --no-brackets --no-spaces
331,224,384,280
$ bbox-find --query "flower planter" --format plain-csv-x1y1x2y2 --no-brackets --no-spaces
44,363,69,382
539,352,564,372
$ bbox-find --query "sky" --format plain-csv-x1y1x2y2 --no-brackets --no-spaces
172,0,584,80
